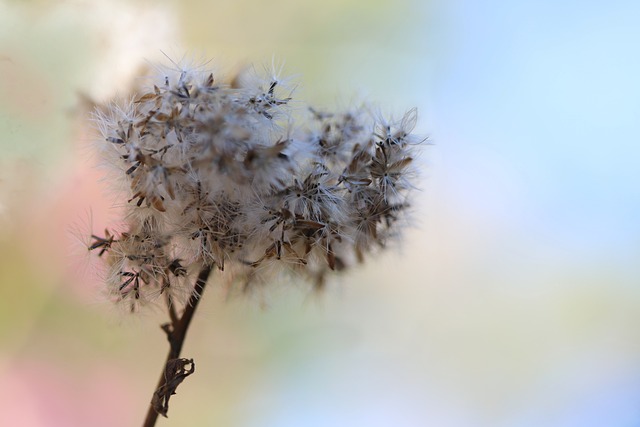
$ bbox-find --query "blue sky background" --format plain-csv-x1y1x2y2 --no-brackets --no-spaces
433,0,640,266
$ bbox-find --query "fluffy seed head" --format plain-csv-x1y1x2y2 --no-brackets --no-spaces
88,60,424,307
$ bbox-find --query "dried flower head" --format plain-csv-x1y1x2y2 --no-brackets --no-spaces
89,61,423,309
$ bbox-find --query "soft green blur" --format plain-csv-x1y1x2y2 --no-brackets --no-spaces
1,1,639,427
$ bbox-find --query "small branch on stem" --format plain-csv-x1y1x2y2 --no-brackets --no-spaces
164,292,179,326
142,266,213,427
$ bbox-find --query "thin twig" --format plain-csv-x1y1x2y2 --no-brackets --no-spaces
142,266,213,427
164,292,179,326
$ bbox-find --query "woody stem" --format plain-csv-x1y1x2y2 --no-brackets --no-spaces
142,266,212,427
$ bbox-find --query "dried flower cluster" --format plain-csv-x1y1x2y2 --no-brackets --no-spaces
89,63,421,309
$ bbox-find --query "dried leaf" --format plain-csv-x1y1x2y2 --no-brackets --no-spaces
151,358,196,418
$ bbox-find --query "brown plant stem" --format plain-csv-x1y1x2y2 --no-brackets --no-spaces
142,266,213,427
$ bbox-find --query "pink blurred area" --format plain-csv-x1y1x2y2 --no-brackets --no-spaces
0,358,137,427
1,127,120,302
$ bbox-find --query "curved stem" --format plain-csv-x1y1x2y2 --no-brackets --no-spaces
142,266,213,427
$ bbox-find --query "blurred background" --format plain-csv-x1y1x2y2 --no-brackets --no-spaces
1,0,639,426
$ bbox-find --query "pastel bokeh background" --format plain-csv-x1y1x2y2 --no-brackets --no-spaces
1,0,639,426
